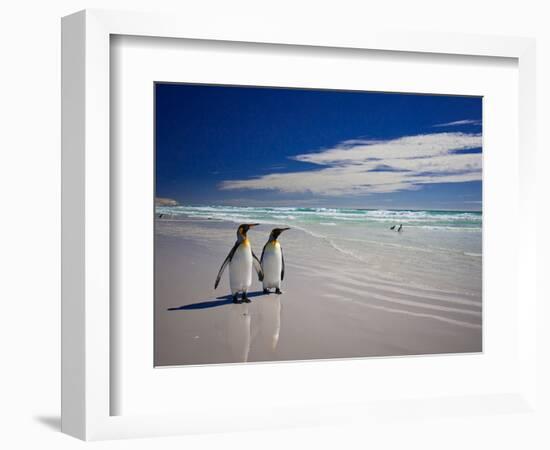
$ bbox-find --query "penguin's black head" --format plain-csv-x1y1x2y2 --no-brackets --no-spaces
270,227,290,240
237,223,259,238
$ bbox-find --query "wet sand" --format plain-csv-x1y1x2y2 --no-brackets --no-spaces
154,218,482,366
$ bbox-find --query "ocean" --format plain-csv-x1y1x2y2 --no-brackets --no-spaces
155,205,481,231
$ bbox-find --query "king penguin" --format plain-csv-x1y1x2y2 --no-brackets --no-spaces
260,227,290,294
214,223,264,304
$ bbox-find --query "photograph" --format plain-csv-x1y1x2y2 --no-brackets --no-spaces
154,83,482,367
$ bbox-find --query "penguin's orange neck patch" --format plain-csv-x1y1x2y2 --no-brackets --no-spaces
242,238,250,247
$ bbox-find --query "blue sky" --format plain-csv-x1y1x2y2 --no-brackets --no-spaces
155,83,482,211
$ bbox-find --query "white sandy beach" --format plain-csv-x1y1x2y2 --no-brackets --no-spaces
154,215,482,366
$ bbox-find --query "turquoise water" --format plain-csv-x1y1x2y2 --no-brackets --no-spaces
155,205,481,232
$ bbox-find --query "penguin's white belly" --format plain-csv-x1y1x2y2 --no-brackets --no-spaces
229,243,253,292
262,243,282,289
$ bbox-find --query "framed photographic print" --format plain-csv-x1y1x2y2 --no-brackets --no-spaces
62,9,538,441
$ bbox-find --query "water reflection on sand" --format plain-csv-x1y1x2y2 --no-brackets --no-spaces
226,295,282,363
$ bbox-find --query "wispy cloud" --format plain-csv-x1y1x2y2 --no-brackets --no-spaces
432,119,482,128
219,132,482,196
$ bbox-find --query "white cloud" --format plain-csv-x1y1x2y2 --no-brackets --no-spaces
432,119,482,127
219,132,482,196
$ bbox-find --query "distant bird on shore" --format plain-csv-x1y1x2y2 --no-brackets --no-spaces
260,227,290,295
158,214,164,219
390,225,396,230
398,224,403,232
215,224,263,304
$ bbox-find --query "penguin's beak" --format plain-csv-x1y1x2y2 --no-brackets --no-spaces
272,227,290,238
248,223,260,227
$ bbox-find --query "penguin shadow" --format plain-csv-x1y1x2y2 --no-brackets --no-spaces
167,290,265,311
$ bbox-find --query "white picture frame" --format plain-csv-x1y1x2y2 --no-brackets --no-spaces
61,9,537,441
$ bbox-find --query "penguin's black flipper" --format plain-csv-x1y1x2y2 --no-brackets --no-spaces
252,251,264,281
214,242,239,289
281,246,285,281
260,242,267,264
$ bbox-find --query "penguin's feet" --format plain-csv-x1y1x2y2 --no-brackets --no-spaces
241,293,251,303
275,288,283,295
263,289,270,294
232,295,242,304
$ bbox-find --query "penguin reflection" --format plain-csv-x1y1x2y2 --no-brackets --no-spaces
226,295,282,362
254,295,282,351
226,304,251,362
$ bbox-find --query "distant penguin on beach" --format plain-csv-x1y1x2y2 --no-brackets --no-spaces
214,224,263,304
397,224,403,232
390,225,396,230
260,227,290,295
